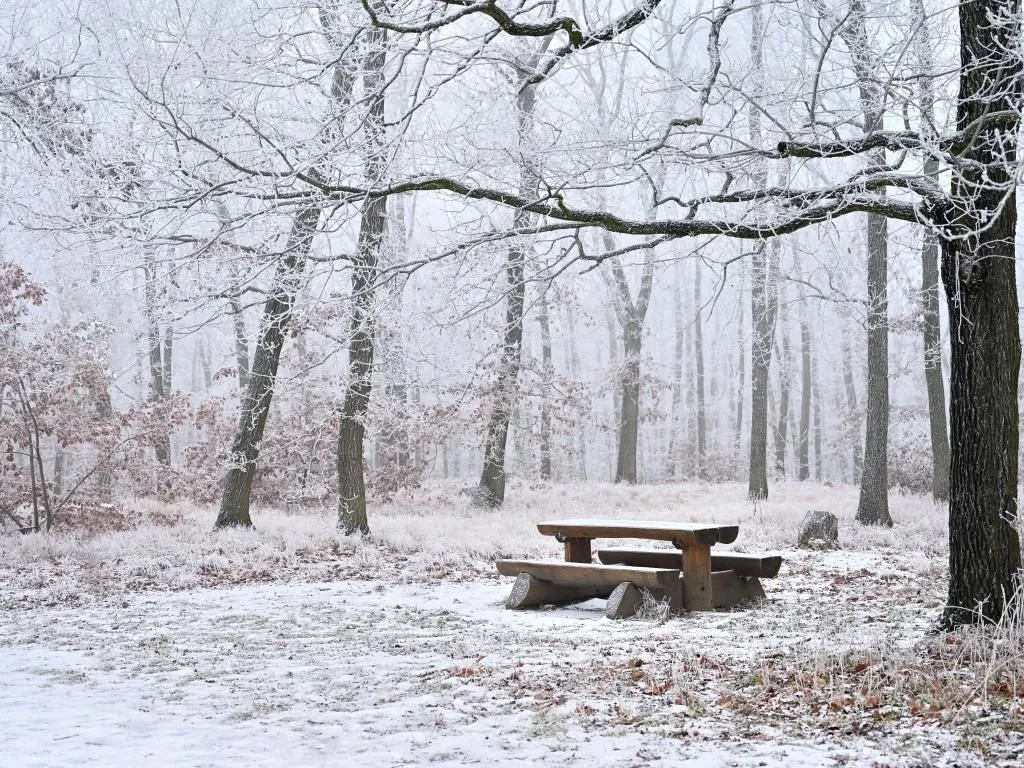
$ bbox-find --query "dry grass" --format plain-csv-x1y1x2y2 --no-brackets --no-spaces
0,480,949,607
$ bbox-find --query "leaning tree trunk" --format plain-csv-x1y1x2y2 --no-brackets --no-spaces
937,0,1021,628
217,206,320,528
337,21,389,536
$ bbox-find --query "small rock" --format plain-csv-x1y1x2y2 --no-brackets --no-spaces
798,510,840,550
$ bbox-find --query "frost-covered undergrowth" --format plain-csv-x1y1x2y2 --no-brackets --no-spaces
0,481,946,606
3,482,1023,766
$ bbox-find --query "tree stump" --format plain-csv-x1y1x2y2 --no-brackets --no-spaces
797,510,839,550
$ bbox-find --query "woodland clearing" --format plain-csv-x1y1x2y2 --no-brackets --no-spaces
2,482,1022,767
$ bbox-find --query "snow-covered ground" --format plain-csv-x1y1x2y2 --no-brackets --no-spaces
2,483,1022,766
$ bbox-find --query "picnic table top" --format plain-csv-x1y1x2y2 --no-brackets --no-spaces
536,519,740,547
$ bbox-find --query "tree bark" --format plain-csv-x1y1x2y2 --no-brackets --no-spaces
856,207,891,525
745,0,777,499
217,206,319,528
338,20,389,536
938,0,1021,627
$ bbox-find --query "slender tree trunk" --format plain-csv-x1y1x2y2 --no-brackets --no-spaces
745,0,776,499
838,1,891,525
813,354,824,481
666,275,685,479
538,291,553,481
565,302,587,481
217,207,319,528
143,253,171,472
798,315,811,480
938,0,1021,627
735,267,745,450
841,331,863,483
338,21,389,535
773,288,791,479
694,264,706,466
914,4,950,503
476,47,548,508
615,319,642,483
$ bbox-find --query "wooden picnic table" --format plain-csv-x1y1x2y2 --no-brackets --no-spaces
496,518,781,618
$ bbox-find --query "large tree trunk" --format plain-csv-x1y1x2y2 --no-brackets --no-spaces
337,21,389,536
855,208,891,525
938,0,1021,628
217,207,320,528
748,240,777,499
745,0,776,499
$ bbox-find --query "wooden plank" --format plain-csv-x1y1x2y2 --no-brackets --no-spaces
563,537,592,563
710,570,766,609
495,559,680,590
536,519,739,546
681,544,713,611
505,573,612,609
598,548,783,578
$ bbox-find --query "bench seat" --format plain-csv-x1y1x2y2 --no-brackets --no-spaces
495,559,679,589
597,548,783,578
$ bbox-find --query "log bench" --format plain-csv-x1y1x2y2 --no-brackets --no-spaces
495,560,683,618
495,519,782,619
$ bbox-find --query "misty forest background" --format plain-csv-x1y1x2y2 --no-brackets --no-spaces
0,0,996,543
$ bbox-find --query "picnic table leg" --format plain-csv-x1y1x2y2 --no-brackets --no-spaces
681,544,713,611
563,537,592,563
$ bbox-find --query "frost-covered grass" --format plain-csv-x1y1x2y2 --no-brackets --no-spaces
5,481,1023,766
0,480,949,606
